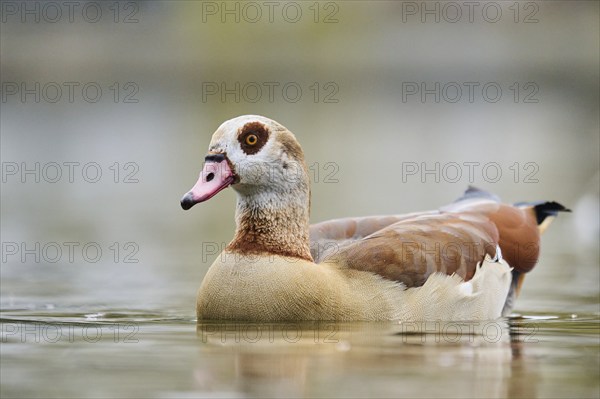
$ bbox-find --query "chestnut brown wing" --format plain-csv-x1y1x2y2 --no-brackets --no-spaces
321,212,499,287
309,212,438,263
312,198,542,287
442,200,541,273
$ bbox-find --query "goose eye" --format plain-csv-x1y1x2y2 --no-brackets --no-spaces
245,134,258,146
238,122,269,155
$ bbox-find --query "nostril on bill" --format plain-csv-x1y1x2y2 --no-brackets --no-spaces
206,172,215,182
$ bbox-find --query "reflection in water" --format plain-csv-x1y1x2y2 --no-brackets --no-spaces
508,321,540,399
193,320,549,398
0,310,597,398
235,354,308,397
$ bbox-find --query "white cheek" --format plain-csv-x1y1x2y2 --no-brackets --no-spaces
226,145,245,168
227,137,276,182
232,153,274,185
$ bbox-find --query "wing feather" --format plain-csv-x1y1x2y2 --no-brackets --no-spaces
309,199,540,287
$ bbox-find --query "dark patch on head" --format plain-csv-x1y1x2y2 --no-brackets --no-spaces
238,122,270,155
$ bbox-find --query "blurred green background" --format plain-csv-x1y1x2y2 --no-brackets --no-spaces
1,1,598,313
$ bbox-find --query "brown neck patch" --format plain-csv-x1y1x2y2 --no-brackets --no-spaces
226,201,313,262
238,122,270,155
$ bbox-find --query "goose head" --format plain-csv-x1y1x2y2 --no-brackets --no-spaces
180,115,309,209
181,115,312,260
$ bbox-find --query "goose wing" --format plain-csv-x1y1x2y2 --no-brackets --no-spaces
311,197,541,287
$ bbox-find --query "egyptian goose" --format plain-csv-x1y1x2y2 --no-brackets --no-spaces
181,115,568,321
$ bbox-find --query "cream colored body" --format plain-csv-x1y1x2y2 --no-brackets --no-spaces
197,251,512,321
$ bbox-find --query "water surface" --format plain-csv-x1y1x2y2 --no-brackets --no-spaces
1,304,598,398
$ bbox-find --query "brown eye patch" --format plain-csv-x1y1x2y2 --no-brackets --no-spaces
238,122,269,155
